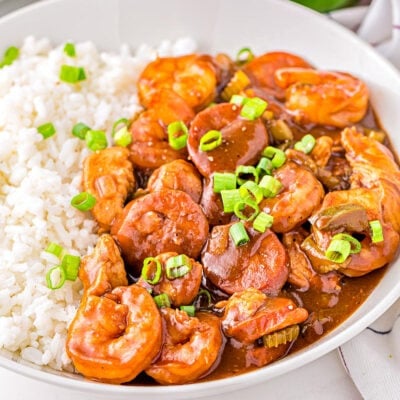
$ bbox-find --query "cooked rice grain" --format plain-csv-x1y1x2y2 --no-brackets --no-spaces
0,36,196,371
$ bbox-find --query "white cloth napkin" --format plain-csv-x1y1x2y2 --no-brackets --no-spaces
330,0,400,68
339,298,400,400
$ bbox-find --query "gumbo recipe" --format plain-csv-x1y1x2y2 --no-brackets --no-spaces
1,38,400,385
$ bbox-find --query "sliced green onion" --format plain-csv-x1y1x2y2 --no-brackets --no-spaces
369,220,384,243
63,42,76,57
167,120,188,150
294,134,316,154
61,254,81,281
71,191,96,211
331,233,361,254
236,47,255,65
112,118,129,136
180,305,195,317
154,293,171,308
194,289,212,309
213,172,237,193
199,130,222,152
0,46,19,68
45,242,64,258
85,130,108,151
239,181,263,204
262,146,286,168
165,254,192,279
230,94,246,106
256,157,273,177
141,257,162,285
72,122,90,139
240,97,268,120
113,126,132,147
37,122,56,139
221,189,242,213
229,222,250,246
259,175,283,198
253,212,274,233
233,197,260,221
235,165,259,185
46,265,66,290
59,65,86,83
325,239,351,263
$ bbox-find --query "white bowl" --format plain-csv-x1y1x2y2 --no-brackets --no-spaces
1,0,400,399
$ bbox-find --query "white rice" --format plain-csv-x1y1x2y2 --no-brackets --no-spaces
0,36,196,371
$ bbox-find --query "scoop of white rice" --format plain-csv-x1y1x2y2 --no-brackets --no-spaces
0,35,196,371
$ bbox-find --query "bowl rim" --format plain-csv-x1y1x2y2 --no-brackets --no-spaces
1,0,400,397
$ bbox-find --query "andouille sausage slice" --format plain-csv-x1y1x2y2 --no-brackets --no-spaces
201,223,289,295
111,189,209,275
187,102,269,177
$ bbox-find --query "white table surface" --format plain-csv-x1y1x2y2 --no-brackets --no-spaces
0,1,365,399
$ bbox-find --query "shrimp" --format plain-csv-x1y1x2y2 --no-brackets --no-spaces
66,235,162,384
302,188,399,277
82,147,135,233
145,308,224,385
260,161,325,233
128,89,195,170
137,252,203,307
146,159,203,203
274,68,369,127
310,136,334,168
138,54,221,111
111,189,209,275
243,51,312,98
341,126,400,233
187,102,269,177
201,222,289,295
219,288,308,344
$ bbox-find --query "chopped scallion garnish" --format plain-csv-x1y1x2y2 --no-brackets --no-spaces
45,242,64,258
112,118,129,136
113,126,132,147
233,197,260,221
0,46,19,68
325,238,351,263
59,65,86,83
240,97,268,120
229,222,250,246
253,212,274,233
165,254,191,279
180,305,195,317
236,47,255,65
61,254,81,281
63,42,76,57
239,181,263,204
256,157,273,177
230,94,246,106
153,293,171,308
369,220,384,243
37,122,56,139
141,257,162,285
331,233,361,254
213,172,237,193
199,130,222,152
46,265,66,290
85,130,107,151
72,122,91,139
294,134,316,154
262,146,286,168
259,175,283,198
221,189,242,213
235,165,259,185
167,120,188,150
70,191,96,211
